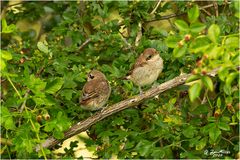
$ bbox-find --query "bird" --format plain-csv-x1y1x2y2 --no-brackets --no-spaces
79,69,111,111
126,48,164,92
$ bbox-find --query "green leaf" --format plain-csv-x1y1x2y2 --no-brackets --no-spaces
37,41,49,54
196,137,207,150
174,20,189,32
226,72,238,86
201,76,213,91
183,126,196,138
165,36,182,48
173,44,187,58
190,22,206,33
189,36,210,53
45,78,64,94
207,45,223,59
151,148,165,159
188,5,199,23
1,19,16,33
218,67,229,81
53,129,64,139
217,97,221,107
218,122,230,131
209,127,221,142
192,104,209,115
0,58,6,71
225,37,239,49
189,81,202,102
208,24,220,43
135,140,153,157
1,50,12,60
1,107,16,130
186,75,200,83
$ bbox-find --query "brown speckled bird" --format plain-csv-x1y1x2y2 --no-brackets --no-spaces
126,48,163,92
79,70,111,111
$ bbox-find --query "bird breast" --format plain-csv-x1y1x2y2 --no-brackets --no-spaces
131,56,163,87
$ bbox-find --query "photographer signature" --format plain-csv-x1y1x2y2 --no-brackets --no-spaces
204,149,230,157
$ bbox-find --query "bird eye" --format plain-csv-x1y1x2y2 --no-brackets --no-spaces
146,55,152,60
89,74,94,79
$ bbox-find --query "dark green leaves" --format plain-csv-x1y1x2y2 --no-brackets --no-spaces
135,140,153,157
44,111,71,139
45,78,64,94
1,107,16,130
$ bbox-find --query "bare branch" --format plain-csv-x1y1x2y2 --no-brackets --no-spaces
145,2,231,23
75,38,92,55
36,67,223,151
150,0,162,15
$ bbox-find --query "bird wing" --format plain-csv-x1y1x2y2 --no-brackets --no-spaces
128,54,147,76
81,79,110,102
81,80,99,101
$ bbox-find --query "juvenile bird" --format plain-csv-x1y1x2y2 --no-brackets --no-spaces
126,48,163,92
79,69,111,111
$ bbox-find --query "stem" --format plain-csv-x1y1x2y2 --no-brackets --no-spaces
150,0,162,15
221,137,234,146
27,107,47,160
6,75,22,99
206,94,213,109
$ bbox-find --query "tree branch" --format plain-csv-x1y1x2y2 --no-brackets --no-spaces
36,67,222,151
145,2,231,23
75,38,91,55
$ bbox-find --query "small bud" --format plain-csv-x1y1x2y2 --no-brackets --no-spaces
214,109,221,118
227,103,232,109
36,115,42,123
178,41,184,48
44,113,50,121
203,54,209,59
20,58,25,64
196,60,202,67
201,70,207,75
191,69,197,74
184,34,191,42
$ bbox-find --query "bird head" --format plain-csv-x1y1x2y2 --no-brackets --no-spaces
87,69,106,81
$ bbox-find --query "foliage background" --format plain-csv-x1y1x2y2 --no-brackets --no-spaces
1,0,239,159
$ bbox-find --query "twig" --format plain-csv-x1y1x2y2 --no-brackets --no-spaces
35,67,223,151
135,22,142,47
213,1,219,17
0,137,12,146
19,90,30,113
150,0,162,15
75,38,91,55
202,8,212,16
221,137,234,146
145,2,231,23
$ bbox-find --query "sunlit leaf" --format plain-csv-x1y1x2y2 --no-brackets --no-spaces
190,22,206,33
45,78,64,94
174,20,189,32
188,5,199,23
189,81,202,102
208,24,220,43
202,76,213,91
173,44,187,58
